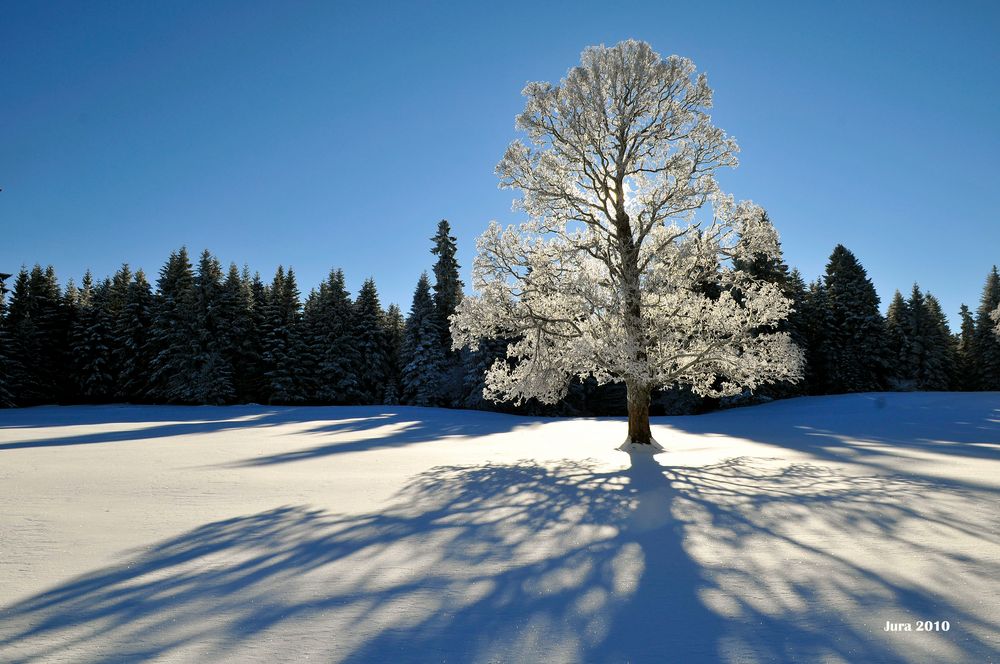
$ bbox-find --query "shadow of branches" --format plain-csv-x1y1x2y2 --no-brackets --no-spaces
1,453,996,662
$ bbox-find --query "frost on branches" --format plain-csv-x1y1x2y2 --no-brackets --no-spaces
451,40,803,448
992,305,1000,337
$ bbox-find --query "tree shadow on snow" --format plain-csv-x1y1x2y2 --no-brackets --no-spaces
1,453,996,663
660,392,1000,472
0,406,544,454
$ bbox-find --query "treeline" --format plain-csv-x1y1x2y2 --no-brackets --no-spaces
2,224,1000,412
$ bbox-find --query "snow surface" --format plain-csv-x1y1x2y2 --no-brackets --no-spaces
0,393,997,663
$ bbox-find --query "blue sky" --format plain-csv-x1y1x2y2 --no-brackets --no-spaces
2,1,998,325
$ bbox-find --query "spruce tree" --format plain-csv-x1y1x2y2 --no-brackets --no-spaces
430,220,464,346
799,279,832,394
921,293,955,390
352,278,389,403
147,248,198,403
190,251,235,404
401,273,446,406
220,264,261,403
260,266,308,403
71,274,115,400
7,265,69,404
904,284,930,388
971,266,1000,390
955,304,976,390
115,270,154,402
885,290,910,387
0,272,15,407
430,220,465,404
383,303,404,404
303,269,358,404
821,245,888,393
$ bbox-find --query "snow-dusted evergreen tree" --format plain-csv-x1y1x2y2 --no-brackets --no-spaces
0,272,16,407
70,273,115,400
971,266,1000,390
247,270,269,402
451,40,802,445
401,273,446,406
798,279,832,394
7,265,69,404
955,304,976,390
189,251,234,404
261,266,308,404
885,290,912,388
430,220,465,404
820,245,888,393
383,303,404,404
352,278,389,403
147,248,198,403
115,269,154,402
431,220,464,345
303,269,358,403
219,264,261,403
922,292,955,390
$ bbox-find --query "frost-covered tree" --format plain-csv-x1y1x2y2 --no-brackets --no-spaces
451,40,802,446
401,273,446,406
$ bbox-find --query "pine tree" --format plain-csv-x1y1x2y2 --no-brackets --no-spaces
71,274,115,400
115,270,154,402
921,293,955,390
352,278,388,403
885,290,911,388
821,245,888,393
430,220,465,405
430,220,464,347
302,269,358,404
401,273,446,406
261,266,308,403
383,303,404,404
190,251,235,404
971,266,1000,390
147,248,198,403
7,265,69,404
220,264,261,403
799,279,832,394
955,304,976,390
0,272,15,407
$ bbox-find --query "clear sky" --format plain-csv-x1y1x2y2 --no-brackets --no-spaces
3,1,998,326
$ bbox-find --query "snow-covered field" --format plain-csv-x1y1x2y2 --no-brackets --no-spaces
0,393,997,663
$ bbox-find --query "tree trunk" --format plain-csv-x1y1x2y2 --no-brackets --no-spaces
626,381,653,445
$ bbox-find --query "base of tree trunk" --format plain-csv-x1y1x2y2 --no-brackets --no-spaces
617,437,665,453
